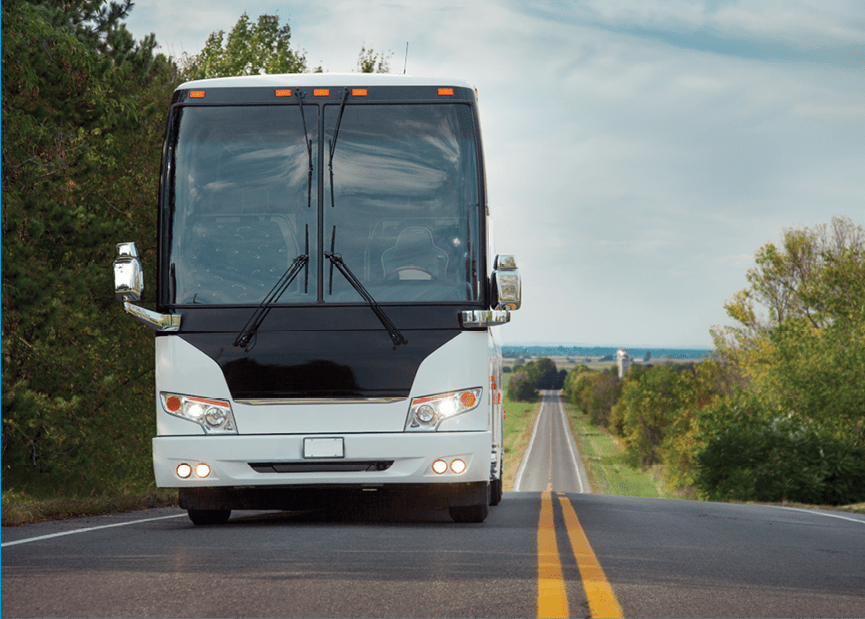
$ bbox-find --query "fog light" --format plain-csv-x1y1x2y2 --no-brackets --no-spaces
450,459,467,474
176,463,192,479
194,463,211,478
432,459,448,475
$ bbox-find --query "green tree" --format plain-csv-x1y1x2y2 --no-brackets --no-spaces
688,217,865,503
609,365,682,465
565,366,596,413
357,46,391,73
2,0,178,494
712,216,865,438
566,366,620,427
506,369,537,402
182,12,308,80
694,414,865,505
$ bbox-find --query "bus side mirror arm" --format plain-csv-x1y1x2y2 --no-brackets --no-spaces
113,242,181,332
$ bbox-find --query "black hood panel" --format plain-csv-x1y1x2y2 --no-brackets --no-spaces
180,329,460,400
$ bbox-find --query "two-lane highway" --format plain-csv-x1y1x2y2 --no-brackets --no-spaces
513,390,591,494
3,390,864,618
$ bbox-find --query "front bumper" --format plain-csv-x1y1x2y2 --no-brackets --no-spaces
153,431,491,488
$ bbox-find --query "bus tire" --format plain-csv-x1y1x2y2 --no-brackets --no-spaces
187,509,231,526
490,478,503,506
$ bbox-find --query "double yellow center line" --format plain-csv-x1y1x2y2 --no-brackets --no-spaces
537,490,624,619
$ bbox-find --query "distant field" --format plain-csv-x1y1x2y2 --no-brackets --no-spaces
502,355,698,372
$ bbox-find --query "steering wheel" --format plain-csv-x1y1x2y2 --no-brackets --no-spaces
387,266,438,281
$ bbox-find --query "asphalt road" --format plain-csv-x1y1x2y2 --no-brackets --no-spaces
513,390,592,494
3,391,864,618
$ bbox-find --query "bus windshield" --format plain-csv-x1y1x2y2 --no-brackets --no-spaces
167,102,481,306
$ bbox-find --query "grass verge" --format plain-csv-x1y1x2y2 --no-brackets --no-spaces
2,489,178,527
502,394,542,491
562,400,669,499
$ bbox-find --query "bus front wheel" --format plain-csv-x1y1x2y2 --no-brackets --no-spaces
490,477,503,506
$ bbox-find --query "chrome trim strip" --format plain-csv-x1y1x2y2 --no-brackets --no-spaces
459,309,511,328
235,397,408,406
123,302,181,332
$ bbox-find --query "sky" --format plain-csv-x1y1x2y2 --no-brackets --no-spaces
124,0,865,348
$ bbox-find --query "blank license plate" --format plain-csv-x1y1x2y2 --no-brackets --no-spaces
303,437,344,459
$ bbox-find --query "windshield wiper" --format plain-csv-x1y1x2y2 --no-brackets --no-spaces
327,87,349,209
297,90,313,209
325,226,408,350
234,225,309,351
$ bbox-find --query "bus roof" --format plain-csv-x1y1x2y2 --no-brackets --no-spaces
175,73,475,92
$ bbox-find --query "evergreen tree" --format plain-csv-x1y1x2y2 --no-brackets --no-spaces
2,0,178,494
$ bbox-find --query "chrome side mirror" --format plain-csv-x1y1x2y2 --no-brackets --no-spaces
491,254,521,311
114,242,143,301
459,254,521,328
112,242,180,332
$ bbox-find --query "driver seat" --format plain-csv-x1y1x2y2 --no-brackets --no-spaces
381,227,448,281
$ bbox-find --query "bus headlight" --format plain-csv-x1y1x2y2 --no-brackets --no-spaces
405,388,482,431
160,393,238,435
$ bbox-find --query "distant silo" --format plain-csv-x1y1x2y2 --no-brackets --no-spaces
616,349,630,379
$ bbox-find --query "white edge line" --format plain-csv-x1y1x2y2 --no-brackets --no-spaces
2,513,188,547
512,393,545,492
556,394,589,495
764,505,865,525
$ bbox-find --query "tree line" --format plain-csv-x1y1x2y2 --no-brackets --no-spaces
562,217,865,505
1,0,389,497
505,358,567,402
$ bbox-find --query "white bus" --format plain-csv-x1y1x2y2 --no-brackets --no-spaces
113,74,521,524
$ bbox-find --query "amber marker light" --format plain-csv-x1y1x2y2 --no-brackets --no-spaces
166,395,182,413
352,88,368,97
275,89,292,97
460,391,477,409
189,91,205,99
438,88,454,96
314,88,330,97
